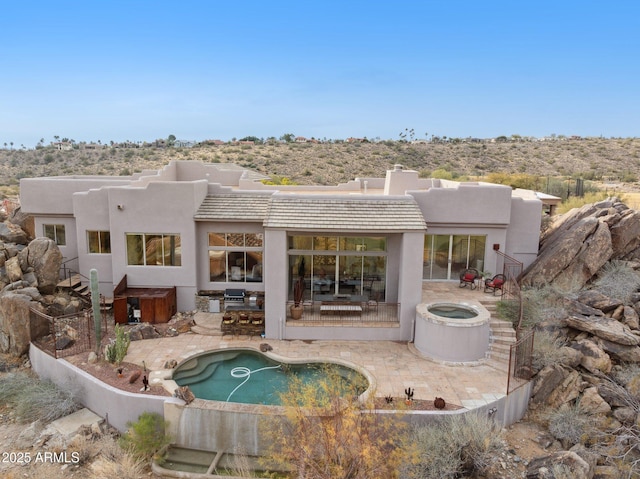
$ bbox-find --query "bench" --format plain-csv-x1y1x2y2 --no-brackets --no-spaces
320,301,363,317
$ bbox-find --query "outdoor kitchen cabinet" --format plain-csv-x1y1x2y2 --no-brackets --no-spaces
113,275,177,324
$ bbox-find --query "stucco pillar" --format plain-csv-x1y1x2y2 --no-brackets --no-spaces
397,232,425,340
263,230,287,339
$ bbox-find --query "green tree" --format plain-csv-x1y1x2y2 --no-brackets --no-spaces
167,134,176,147
239,135,261,143
279,133,295,143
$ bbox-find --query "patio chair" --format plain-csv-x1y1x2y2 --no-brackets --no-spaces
459,268,479,290
484,274,506,295
366,290,381,314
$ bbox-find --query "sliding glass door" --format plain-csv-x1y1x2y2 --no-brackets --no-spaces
423,235,486,280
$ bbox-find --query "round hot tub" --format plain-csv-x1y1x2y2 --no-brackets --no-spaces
414,302,490,363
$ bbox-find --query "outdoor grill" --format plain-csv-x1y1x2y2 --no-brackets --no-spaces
224,288,246,303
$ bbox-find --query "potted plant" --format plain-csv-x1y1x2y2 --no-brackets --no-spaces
290,276,305,319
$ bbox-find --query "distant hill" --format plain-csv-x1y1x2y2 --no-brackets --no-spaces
1,138,639,196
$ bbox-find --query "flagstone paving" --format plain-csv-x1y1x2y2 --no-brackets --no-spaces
125,282,509,410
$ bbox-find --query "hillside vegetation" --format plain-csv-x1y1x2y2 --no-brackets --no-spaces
1,138,639,198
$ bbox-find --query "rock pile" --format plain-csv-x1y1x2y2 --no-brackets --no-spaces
0,207,73,355
521,199,640,477
521,197,640,290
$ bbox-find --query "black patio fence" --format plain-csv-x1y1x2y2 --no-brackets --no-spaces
31,308,110,359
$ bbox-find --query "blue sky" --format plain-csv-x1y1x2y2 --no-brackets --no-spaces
2,1,639,147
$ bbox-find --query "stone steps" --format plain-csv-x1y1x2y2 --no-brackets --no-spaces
480,300,517,367
57,274,113,311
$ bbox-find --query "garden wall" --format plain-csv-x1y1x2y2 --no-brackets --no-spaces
29,343,183,432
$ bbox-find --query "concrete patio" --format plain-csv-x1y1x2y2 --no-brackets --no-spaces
124,282,515,412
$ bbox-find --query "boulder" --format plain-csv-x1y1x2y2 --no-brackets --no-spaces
610,209,640,259
531,364,584,408
5,256,22,282
521,199,640,288
525,451,592,479
8,206,32,235
565,314,639,346
522,216,603,288
571,339,612,374
576,290,622,314
0,291,49,356
17,238,62,294
558,346,583,368
622,305,640,330
128,323,161,341
553,221,613,291
579,387,611,415
55,334,74,351
0,222,28,244
593,337,640,363
175,385,195,404
564,299,605,318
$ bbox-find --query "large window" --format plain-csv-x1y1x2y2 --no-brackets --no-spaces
44,224,66,246
208,232,263,282
423,234,486,280
87,231,111,254
288,235,387,301
126,233,181,266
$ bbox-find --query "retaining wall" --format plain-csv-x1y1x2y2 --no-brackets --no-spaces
30,343,183,432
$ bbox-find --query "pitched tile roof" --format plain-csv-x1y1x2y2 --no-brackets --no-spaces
196,194,427,231
264,196,427,231
194,194,272,221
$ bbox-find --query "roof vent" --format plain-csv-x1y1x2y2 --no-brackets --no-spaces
393,164,404,171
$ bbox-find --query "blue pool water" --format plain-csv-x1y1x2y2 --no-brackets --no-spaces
173,349,368,405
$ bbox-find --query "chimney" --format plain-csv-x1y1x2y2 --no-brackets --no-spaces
384,164,418,195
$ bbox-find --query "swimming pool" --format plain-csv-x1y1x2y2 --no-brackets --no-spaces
172,349,369,405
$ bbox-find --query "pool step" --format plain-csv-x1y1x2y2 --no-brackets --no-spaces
173,361,220,384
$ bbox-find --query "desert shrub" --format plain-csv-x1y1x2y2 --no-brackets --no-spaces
402,412,503,478
548,403,592,448
532,331,568,371
264,367,406,478
88,452,145,479
612,363,640,393
0,371,79,423
592,260,640,303
556,191,612,214
431,168,455,180
119,412,171,460
496,285,566,329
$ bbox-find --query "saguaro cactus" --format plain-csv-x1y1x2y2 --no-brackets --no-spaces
90,268,102,356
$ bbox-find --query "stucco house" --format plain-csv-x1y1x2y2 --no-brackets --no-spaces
20,160,542,341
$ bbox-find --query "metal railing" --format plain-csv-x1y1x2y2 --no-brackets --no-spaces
494,249,525,335
507,329,535,394
286,301,400,324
